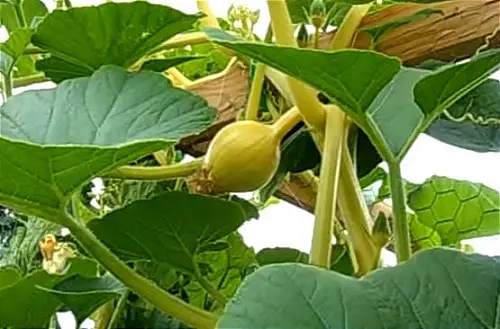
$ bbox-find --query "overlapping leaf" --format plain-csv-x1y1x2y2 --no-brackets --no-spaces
87,192,258,273
0,258,97,328
32,2,201,82
0,65,216,222
218,248,500,328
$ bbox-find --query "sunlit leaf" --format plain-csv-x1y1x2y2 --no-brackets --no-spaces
0,65,215,222
32,2,200,82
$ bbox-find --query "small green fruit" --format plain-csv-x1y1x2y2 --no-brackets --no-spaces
189,121,281,195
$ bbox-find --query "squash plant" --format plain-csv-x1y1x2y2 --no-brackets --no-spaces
0,0,499,328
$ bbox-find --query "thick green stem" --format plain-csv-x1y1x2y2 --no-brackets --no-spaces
104,158,202,180
313,27,320,48
13,1,28,28
271,106,302,141
310,105,345,268
194,263,228,307
107,290,129,329
387,161,411,263
63,217,217,329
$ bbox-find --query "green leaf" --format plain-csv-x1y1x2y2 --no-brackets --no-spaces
218,248,500,328
414,49,500,119
140,56,207,73
408,176,500,248
0,0,48,31
32,2,200,82
207,29,401,121
0,65,216,222
87,192,258,273
0,258,98,328
39,273,125,326
0,267,20,289
425,78,500,153
360,8,443,45
0,28,34,77
256,247,309,266
186,233,258,311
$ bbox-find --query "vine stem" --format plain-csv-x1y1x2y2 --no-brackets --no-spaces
62,217,218,329
103,158,203,180
193,263,228,307
310,105,345,267
1,75,12,101
196,0,220,29
271,106,302,140
387,161,411,263
106,290,129,329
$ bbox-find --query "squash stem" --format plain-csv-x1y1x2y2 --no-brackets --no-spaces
13,1,28,28
104,158,203,181
310,105,345,268
387,161,411,263
266,0,326,131
63,217,218,329
271,106,302,141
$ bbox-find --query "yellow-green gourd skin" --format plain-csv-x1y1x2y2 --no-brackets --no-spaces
202,121,280,193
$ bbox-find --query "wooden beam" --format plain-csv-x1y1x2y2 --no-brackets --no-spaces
319,0,500,65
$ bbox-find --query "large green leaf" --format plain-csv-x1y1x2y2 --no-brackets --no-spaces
0,29,34,77
0,0,48,31
87,192,258,274
186,232,258,311
425,78,500,153
218,248,500,328
207,28,401,120
0,65,216,222
408,176,500,248
32,2,200,82
0,258,98,328
39,273,125,325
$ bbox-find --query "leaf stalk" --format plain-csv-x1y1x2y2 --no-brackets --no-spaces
13,1,28,28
